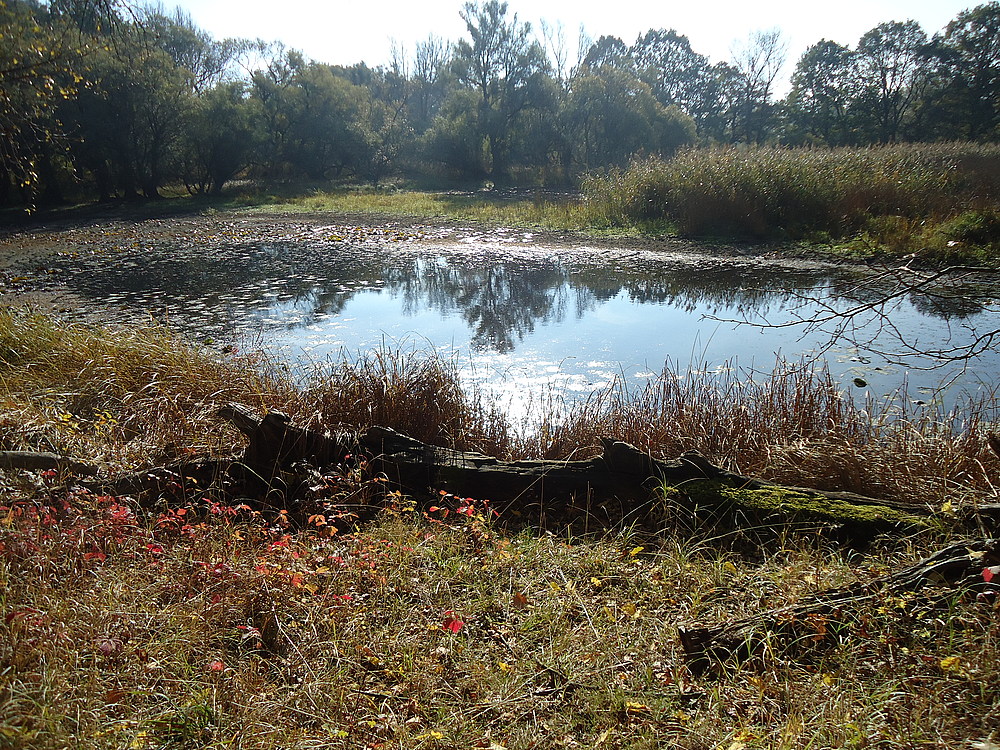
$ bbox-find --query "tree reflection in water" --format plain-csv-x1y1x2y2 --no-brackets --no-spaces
40,237,1000,400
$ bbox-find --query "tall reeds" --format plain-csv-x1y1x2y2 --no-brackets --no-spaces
582,143,1000,256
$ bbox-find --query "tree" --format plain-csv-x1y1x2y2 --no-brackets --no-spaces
924,2,1000,140
409,35,451,133
142,6,243,93
180,80,259,194
729,29,787,143
0,0,111,206
630,28,712,117
67,29,193,199
581,35,630,71
563,66,694,169
451,0,550,179
855,21,929,142
785,40,858,145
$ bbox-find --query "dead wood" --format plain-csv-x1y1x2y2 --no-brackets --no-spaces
0,450,98,476
216,404,936,537
679,538,1000,675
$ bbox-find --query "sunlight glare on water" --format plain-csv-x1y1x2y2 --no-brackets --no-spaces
39,229,1000,417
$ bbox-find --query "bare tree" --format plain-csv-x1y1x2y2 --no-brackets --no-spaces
729,28,787,142
540,19,570,88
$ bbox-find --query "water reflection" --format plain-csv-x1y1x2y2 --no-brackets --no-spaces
39,237,1000,405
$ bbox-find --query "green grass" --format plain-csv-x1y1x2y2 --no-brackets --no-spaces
3,309,1000,748
225,183,592,232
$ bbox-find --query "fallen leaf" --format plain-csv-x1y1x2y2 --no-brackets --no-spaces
442,611,464,634
939,655,962,672
624,701,650,716
512,592,529,609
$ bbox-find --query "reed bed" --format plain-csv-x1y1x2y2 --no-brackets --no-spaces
583,143,1000,259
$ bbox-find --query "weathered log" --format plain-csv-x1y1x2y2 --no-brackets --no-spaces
0,450,98,476
679,538,1000,675
217,404,936,536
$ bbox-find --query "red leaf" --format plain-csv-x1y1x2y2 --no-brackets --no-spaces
207,659,224,672
984,566,997,583
442,611,464,633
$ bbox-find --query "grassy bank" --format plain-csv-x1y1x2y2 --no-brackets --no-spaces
224,184,591,233
3,310,1000,748
582,143,1000,262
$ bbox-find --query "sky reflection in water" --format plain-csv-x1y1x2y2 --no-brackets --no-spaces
48,235,1000,415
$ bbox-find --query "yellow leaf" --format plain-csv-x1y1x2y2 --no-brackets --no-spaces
594,728,612,745
625,701,650,715
629,546,645,556
940,655,962,672
723,561,738,574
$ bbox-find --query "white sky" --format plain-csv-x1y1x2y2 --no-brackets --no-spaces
167,0,978,90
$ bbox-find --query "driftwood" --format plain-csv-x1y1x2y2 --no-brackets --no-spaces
679,538,1000,674
217,404,939,537
0,450,98,476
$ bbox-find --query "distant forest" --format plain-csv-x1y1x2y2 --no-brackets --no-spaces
2,0,998,208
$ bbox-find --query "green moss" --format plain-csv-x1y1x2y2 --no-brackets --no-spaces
672,479,929,532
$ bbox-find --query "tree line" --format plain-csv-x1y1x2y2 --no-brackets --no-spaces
2,0,998,209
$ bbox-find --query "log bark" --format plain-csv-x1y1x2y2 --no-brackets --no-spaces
217,404,937,537
679,538,1000,674
0,450,98,476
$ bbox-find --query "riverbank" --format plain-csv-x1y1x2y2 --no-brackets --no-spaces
2,306,1000,748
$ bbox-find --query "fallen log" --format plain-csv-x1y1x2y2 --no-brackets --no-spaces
217,404,937,538
679,538,1000,675
0,450,98,476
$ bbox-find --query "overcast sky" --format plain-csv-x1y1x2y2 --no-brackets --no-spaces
166,0,978,90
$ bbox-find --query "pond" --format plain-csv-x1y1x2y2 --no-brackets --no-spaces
21,218,1000,414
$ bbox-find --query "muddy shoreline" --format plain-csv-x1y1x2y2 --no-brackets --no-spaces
0,206,821,267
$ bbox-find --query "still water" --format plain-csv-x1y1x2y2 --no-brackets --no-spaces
41,226,1000,412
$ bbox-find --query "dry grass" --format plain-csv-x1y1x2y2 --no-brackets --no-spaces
2,309,1000,748
3,495,999,749
583,143,1000,261
531,359,1000,509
